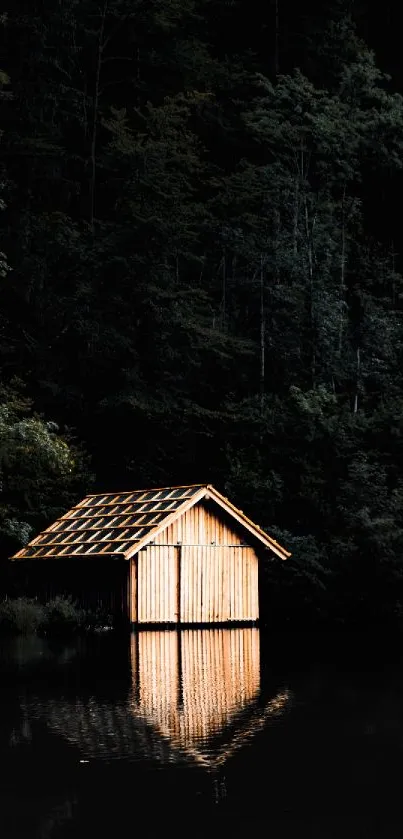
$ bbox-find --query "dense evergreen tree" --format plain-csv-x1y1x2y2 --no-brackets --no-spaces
1,1,403,627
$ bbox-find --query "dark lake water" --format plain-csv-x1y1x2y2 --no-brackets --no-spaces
1,627,403,838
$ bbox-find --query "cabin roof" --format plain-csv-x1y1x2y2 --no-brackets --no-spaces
10,484,290,561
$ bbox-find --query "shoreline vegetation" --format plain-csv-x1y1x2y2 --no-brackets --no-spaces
0,596,114,637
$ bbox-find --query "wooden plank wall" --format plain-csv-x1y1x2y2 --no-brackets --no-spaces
153,501,245,547
133,502,260,624
137,546,177,623
134,545,259,623
180,546,258,623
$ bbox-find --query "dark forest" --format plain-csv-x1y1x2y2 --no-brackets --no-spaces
2,0,403,629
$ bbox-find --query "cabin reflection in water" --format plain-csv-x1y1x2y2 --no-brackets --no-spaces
132,629,261,757
21,629,290,767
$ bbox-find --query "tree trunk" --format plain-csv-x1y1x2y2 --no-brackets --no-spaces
338,187,347,357
222,248,226,331
304,195,316,388
89,0,108,231
260,255,265,411
353,347,360,413
274,0,279,77
293,172,299,258
391,241,397,306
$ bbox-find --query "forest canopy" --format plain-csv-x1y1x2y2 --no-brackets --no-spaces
1,0,403,627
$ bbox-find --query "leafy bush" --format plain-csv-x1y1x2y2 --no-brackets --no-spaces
41,596,85,637
0,595,112,636
0,379,94,558
82,606,114,632
0,597,45,635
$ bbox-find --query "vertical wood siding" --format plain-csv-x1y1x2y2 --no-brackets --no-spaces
179,545,258,623
137,546,177,623
133,502,260,624
153,501,245,546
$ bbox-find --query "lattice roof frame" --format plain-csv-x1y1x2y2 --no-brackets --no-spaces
11,484,290,561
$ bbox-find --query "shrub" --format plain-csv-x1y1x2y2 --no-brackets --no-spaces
42,596,85,637
82,606,114,632
0,597,45,635
0,595,115,636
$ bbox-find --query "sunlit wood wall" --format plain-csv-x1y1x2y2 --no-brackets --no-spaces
136,546,178,623
153,502,246,547
129,502,260,623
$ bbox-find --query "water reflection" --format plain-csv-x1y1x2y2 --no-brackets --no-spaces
7,635,403,838
21,628,290,768
132,628,289,767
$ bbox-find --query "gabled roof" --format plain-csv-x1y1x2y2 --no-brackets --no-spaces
11,484,290,561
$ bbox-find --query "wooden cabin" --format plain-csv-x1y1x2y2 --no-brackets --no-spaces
10,484,290,625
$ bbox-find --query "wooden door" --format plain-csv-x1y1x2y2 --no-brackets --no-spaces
137,545,177,623
180,546,259,623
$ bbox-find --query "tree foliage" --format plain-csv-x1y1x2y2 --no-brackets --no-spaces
1,2,403,626
0,381,93,552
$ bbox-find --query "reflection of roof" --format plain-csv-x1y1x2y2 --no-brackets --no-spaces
21,694,179,764
11,484,290,561
21,690,291,769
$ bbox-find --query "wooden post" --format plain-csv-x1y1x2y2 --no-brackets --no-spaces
176,546,181,624
127,559,131,623
129,555,138,624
